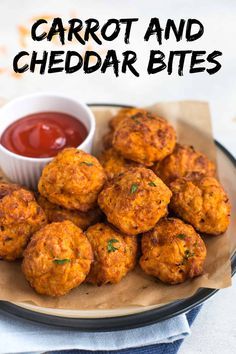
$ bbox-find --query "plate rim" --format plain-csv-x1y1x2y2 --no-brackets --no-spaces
0,103,235,331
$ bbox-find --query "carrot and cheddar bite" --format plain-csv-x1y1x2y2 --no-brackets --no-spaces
140,218,207,284
169,172,230,235
86,223,137,285
99,147,142,179
38,148,106,212
102,108,148,150
153,144,216,185
112,111,176,166
109,108,148,131
22,220,93,296
0,183,46,261
37,195,102,230
98,167,172,235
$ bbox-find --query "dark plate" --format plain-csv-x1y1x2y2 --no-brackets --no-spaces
0,104,235,331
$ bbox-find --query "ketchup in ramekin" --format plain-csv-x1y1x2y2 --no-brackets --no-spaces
0,111,88,158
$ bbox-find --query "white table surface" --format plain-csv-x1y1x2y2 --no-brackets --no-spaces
180,277,236,354
0,1,235,353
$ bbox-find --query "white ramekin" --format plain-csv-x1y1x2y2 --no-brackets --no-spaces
0,93,96,190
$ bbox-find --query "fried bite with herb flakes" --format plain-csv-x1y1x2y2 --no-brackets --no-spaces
102,108,148,150
22,220,93,296
98,167,172,235
153,144,216,185
99,147,142,179
112,111,176,166
37,195,103,230
0,183,47,261
140,218,207,284
109,108,148,131
86,223,138,285
38,148,106,212
169,172,230,235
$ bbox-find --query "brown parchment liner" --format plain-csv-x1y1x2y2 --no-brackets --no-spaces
0,100,234,310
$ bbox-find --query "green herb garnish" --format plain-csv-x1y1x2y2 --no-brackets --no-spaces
131,116,141,124
181,249,195,265
80,161,94,166
107,239,119,253
148,181,156,187
53,258,71,265
130,183,139,194
185,250,194,258
177,234,186,240
184,250,195,261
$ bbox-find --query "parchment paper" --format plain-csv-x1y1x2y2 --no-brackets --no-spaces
0,100,234,310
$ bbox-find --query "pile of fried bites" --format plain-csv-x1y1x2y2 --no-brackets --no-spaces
0,108,231,297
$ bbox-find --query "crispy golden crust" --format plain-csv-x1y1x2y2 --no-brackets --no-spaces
98,167,172,235
109,108,148,130
102,108,148,150
86,223,138,285
169,173,231,235
113,112,176,166
38,148,106,212
140,218,207,284
153,144,216,185
22,221,93,296
37,195,103,230
99,147,142,179
0,183,47,261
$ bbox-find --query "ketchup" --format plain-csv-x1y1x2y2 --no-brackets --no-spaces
0,112,88,158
